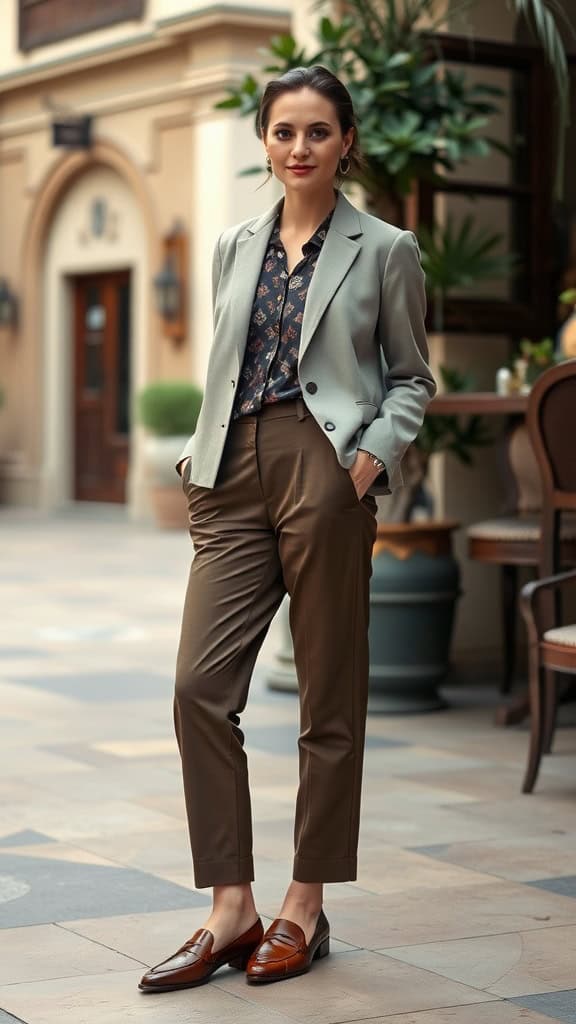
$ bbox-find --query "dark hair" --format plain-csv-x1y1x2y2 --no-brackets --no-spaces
257,65,366,181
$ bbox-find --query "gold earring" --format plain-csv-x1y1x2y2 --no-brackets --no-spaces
339,154,351,175
266,155,272,171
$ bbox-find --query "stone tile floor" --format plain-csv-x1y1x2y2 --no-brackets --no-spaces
1,505,576,1024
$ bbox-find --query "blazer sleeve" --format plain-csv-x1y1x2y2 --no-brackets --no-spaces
358,230,436,481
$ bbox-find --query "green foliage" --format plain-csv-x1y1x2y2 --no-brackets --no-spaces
418,213,517,329
215,0,503,204
519,336,556,367
215,0,572,204
136,380,203,437
419,214,516,295
512,0,575,197
416,365,493,463
516,336,561,385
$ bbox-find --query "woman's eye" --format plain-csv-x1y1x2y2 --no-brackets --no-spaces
273,128,329,140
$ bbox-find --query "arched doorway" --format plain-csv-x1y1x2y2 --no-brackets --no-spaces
21,143,158,510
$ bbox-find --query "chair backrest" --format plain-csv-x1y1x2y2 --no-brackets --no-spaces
506,422,542,515
526,359,576,576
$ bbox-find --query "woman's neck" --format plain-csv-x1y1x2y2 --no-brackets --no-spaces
279,186,338,237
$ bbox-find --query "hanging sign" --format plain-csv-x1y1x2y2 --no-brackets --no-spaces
52,115,93,149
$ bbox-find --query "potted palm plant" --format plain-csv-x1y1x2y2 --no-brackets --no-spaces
137,380,202,529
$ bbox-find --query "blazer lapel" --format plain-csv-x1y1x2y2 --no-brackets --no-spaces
226,189,363,370
228,196,284,370
299,191,363,363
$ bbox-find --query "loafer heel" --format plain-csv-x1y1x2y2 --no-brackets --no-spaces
229,953,251,970
314,936,330,960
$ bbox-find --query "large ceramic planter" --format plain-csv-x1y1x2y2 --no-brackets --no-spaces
143,435,190,529
368,521,461,713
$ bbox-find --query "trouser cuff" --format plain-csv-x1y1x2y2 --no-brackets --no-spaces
194,855,254,888
293,854,357,883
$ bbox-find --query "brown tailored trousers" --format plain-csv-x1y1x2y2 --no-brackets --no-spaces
174,396,378,888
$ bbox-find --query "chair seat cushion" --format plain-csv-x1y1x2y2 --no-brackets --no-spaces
467,517,539,541
543,625,576,647
467,516,576,543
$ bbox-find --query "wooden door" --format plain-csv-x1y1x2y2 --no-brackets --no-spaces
73,271,131,503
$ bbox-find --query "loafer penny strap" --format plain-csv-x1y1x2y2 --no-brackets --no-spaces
261,918,307,954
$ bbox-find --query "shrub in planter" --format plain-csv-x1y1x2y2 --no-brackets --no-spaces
137,380,202,438
136,380,203,527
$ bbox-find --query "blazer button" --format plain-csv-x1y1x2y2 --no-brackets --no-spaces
324,421,335,431
305,382,318,394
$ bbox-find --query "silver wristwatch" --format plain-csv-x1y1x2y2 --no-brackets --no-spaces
359,449,385,472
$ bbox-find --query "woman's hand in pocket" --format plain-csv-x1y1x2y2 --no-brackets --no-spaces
348,450,383,499
178,456,192,480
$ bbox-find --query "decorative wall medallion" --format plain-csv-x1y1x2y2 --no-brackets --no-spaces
77,198,120,245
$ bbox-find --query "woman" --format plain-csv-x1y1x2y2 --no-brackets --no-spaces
139,65,435,992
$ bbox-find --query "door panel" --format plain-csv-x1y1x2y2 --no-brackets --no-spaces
74,271,131,502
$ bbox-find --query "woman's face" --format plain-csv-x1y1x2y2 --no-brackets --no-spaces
264,87,354,194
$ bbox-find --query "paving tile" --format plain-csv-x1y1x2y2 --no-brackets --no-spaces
350,1004,556,1023
323,883,576,949
0,853,208,928
92,739,177,758
0,795,183,842
510,990,576,1023
351,843,498,895
529,877,576,900
0,924,140,985
7,671,174,702
380,924,576,996
245,723,409,756
440,796,576,837
0,1010,28,1024
0,647,47,659
216,949,496,1022
398,766,531,801
0,832,53,848
0,971,297,1024
412,836,576,883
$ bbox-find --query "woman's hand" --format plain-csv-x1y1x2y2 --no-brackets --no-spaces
348,450,383,499
178,456,192,478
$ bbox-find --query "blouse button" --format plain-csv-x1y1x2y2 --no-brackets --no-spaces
324,421,335,431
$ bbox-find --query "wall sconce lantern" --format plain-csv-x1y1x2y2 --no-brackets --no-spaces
154,221,187,343
0,278,18,329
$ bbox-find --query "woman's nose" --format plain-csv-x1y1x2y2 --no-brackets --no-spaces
291,136,310,158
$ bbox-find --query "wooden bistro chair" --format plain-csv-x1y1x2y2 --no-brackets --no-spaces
520,359,576,793
467,414,576,695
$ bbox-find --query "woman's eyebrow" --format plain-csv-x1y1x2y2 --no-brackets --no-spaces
271,120,332,128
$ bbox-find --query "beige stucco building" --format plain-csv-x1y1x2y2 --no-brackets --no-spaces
0,0,299,514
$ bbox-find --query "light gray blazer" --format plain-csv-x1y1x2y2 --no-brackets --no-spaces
178,188,436,495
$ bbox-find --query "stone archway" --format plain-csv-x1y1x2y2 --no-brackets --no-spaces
20,139,159,509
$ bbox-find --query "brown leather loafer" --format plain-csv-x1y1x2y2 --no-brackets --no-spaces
245,909,330,984
138,917,264,992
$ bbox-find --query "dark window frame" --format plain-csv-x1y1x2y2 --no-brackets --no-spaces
19,0,145,52
418,32,557,338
